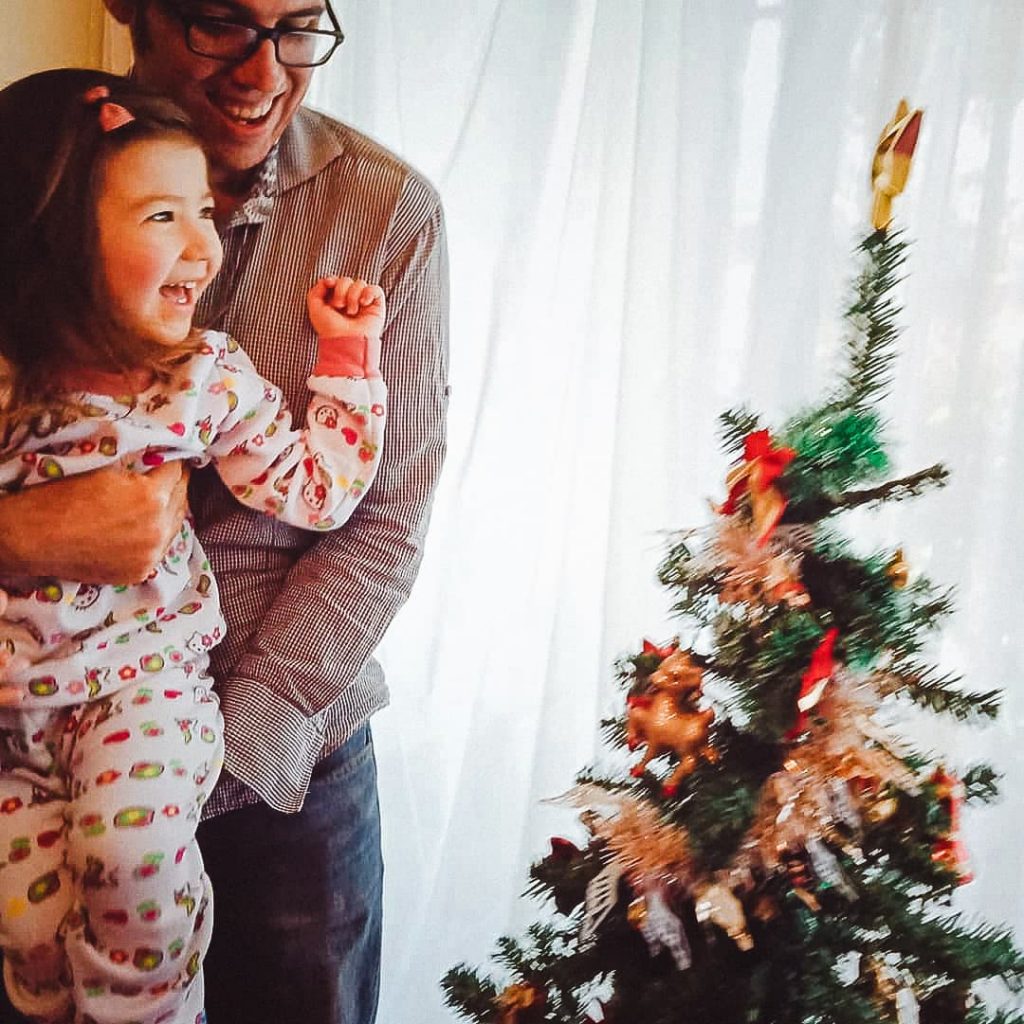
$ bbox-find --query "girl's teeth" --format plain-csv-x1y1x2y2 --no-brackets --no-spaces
160,283,196,305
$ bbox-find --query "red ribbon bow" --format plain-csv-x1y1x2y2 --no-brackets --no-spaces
720,430,796,546
930,767,973,884
548,836,581,861
642,638,678,661
83,85,135,133
785,628,839,740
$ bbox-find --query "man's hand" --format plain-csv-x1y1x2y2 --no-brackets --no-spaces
0,462,189,584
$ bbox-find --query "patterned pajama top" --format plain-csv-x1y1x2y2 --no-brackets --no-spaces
0,330,386,707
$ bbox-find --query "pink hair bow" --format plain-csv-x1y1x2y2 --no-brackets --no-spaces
82,85,135,133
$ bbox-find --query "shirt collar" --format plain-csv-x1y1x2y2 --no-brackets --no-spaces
223,145,279,230
222,107,346,230
277,106,347,193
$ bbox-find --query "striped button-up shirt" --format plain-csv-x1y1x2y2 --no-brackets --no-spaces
194,106,449,817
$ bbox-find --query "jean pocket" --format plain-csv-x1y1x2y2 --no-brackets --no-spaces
311,724,373,784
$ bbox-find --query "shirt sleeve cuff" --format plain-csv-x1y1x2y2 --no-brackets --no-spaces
312,335,381,379
218,676,326,814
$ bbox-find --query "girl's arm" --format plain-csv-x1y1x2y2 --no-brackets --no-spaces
204,277,387,530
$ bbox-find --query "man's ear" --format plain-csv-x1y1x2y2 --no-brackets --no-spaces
103,0,139,25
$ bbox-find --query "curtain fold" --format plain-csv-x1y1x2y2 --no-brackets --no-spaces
106,3,1024,1020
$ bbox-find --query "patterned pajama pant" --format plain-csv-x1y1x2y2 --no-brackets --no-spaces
0,674,223,1024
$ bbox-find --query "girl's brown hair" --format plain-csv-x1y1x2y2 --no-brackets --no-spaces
0,68,208,418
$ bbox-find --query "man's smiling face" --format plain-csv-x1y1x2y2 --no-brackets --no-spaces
115,0,330,184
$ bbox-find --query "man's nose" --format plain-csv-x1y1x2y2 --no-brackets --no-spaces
230,37,285,94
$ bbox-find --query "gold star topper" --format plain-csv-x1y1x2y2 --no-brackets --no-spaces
871,99,924,231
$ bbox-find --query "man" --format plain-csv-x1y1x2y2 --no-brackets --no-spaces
0,1,449,1021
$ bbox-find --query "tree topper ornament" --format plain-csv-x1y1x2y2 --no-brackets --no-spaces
871,99,924,231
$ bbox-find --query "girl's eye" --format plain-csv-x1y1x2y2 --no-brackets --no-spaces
200,205,216,220
148,211,174,223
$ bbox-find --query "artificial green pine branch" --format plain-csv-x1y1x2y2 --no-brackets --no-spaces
832,229,909,412
901,578,958,635
718,406,761,455
713,610,824,741
883,660,1001,721
526,841,606,917
849,865,1024,988
663,784,764,869
656,544,723,622
962,764,1002,805
655,534,696,588
964,1007,1024,1024
786,461,949,524
441,965,500,1021
797,548,905,666
791,943,886,1024
781,407,890,509
859,809,960,898
825,462,949,512
493,934,530,975
666,579,721,623
599,714,628,749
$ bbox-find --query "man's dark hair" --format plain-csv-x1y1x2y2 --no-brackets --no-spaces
127,0,343,55
126,0,155,54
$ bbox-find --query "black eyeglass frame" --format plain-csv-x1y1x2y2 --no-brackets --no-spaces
160,0,345,68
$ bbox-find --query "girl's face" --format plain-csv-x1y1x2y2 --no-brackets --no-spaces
96,136,223,349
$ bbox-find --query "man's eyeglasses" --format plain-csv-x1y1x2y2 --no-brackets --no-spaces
162,1,345,68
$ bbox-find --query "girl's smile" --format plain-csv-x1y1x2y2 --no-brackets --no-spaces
96,137,223,349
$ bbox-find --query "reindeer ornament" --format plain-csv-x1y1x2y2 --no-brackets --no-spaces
627,649,717,797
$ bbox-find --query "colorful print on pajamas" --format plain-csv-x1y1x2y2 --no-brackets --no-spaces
0,330,387,1023
0,674,221,1024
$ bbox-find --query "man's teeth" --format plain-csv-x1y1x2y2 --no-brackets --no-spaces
217,98,274,122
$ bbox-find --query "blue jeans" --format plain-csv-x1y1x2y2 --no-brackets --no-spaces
198,724,383,1024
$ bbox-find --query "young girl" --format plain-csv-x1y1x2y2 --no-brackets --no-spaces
0,69,387,1024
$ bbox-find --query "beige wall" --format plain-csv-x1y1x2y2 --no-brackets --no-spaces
1,0,117,86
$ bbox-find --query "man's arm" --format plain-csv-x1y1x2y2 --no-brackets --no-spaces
218,195,449,812
0,462,189,583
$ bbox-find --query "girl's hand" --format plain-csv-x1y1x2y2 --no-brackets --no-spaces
307,277,386,341
0,588,23,705
0,683,23,708
0,631,25,706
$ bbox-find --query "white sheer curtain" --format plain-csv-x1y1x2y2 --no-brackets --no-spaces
107,2,1024,1020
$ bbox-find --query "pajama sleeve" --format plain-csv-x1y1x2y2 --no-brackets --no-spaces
199,334,387,531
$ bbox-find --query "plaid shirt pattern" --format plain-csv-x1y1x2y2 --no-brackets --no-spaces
195,107,449,816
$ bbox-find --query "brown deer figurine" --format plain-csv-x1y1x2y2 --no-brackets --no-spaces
627,649,716,797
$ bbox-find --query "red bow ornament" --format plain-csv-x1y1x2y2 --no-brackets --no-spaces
720,430,796,546
930,767,973,884
786,628,839,740
548,836,581,861
642,638,678,661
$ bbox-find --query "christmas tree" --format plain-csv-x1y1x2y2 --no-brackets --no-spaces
442,103,1024,1024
